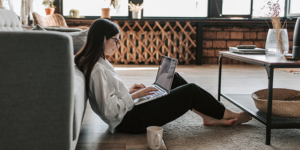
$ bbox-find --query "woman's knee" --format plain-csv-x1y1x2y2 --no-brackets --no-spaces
172,72,179,81
174,72,184,81
187,83,197,89
180,83,198,93
174,72,179,78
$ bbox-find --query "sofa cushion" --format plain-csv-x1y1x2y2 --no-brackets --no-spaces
0,9,22,31
67,29,88,54
31,25,88,54
44,26,82,32
32,24,47,31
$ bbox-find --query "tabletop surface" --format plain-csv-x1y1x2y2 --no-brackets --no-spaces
220,51,300,66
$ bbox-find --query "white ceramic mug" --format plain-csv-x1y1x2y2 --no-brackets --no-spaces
147,126,163,150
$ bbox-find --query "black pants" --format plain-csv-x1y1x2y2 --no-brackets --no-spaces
115,72,225,134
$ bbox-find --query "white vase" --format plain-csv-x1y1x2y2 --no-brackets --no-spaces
265,29,289,56
132,11,141,19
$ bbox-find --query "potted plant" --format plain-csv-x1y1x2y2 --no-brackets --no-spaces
42,0,56,15
70,9,80,18
101,0,119,18
262,0,288,56
128,1,144,19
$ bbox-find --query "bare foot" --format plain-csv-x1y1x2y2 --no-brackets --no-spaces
233,112,252,125
221,118,238,127
203,117,238,127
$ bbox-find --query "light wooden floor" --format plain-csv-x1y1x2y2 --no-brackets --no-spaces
75,64,300,150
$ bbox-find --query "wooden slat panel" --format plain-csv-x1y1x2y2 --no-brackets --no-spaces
108,21,197,65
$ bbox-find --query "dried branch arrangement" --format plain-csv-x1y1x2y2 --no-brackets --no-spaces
110,0,120,9
103,0,119,9
262,0,287,54
128,1,144,12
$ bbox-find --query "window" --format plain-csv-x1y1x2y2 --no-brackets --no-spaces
62,0,128,17
143,0,208,17
222,0,251,15
289,0,300,14
252,0,285,17
287,0,300,17
221,0,287,18
55,0,292,18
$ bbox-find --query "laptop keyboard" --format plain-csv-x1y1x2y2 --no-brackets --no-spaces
144,86,165,99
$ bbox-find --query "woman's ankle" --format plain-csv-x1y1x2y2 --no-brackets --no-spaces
223,109,239,119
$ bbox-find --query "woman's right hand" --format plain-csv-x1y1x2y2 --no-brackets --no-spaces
131,87,158,100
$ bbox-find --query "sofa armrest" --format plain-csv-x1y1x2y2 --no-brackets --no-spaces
0,31,75,150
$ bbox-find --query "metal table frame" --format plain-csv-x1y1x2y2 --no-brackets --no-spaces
217,52,300,145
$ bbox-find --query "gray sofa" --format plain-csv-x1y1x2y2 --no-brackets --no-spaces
0,9,87,54
0,9,87,150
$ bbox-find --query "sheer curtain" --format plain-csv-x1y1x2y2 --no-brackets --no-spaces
7,0,45,25
8,0,21,16
0,0,11,9
0,0,5,9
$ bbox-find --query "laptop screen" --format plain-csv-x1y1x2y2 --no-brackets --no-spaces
154,56,178,91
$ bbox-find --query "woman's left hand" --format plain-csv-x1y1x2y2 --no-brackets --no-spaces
129,83,146,94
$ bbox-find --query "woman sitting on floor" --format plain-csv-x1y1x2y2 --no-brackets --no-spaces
74,19,252,134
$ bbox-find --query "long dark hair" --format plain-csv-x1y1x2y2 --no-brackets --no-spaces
74,19,120,94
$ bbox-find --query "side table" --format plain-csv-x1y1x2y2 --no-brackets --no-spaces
218,51,300,145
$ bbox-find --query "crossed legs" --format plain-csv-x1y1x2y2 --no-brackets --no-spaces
172,72,252,127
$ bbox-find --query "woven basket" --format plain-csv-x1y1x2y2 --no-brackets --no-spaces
251,88,300,118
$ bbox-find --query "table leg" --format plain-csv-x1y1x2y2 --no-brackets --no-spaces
265,66,274,145
218,54,223,101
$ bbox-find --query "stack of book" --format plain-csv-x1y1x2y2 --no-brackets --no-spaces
229,45,266,54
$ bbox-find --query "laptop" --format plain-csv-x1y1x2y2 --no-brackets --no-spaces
134,56,178,106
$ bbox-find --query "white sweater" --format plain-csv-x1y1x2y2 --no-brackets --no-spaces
88,57,134,133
